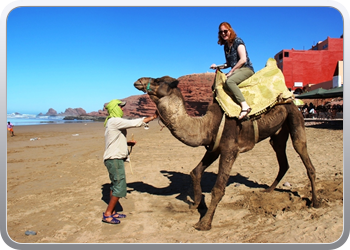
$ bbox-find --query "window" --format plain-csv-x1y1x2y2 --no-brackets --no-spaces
284,52,289,57
294,82,303,87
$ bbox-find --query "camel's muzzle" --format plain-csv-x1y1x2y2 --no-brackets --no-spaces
134,81,146,93
134,78,153,93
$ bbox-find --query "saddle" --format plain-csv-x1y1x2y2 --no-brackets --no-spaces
213,58,294,118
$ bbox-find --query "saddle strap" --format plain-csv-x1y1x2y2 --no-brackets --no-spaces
253,119,259,143
206,113,226,152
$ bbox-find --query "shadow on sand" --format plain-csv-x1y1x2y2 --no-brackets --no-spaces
126,170,270,202
102,170,307,219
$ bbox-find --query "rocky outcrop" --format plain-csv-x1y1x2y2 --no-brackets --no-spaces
59,108,87,116
63,115,106,122
45,108,58,116
86,109,108,117
121,72,215,117
178,73,215,116
39,108,87,117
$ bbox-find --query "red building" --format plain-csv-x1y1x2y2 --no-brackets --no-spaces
274,36,343,93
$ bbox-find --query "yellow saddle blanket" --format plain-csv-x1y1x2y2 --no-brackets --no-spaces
214,58,294,118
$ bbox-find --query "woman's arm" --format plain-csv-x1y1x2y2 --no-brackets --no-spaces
226,44,247,77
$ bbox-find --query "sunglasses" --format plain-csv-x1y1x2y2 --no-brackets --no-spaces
219,30,229,35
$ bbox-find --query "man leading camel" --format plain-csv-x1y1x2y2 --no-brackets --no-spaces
102,99,157,224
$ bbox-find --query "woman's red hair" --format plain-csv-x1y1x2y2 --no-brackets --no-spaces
217,22,237,45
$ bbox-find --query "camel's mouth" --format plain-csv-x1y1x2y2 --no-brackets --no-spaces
133,81,146,93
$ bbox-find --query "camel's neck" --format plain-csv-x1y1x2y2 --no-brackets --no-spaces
156,90,215,147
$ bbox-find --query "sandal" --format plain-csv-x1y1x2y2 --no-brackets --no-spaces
102,213,121,224
238,108,252,120
112,213,126,218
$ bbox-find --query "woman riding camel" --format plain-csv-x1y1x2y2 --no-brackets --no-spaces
210,21,254,120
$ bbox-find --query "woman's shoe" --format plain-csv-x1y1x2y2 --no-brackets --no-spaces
238,108,252,120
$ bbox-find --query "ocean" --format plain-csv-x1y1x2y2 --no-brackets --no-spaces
6,113,95,126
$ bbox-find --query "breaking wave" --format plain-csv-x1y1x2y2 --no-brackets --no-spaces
7,113,92,126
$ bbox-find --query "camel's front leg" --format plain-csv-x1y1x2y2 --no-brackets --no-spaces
190,150,220,209
194,150,238,231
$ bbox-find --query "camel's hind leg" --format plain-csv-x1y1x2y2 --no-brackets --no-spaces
190,150,220,209
266,124,290,192
289,118,320,208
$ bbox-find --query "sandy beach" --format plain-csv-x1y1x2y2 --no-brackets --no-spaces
6,120,343,244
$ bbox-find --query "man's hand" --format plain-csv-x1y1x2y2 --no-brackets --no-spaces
127,140,136,146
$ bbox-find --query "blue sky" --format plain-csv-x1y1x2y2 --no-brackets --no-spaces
6,6,343,114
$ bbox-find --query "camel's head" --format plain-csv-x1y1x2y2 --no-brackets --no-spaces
134,76,179,103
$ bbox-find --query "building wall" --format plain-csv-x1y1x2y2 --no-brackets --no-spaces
274,37,343,91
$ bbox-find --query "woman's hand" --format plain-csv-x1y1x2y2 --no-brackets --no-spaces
226,70,233,77
211,63,227,70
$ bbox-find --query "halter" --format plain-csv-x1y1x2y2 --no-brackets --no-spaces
146,81,151,92
139,78,152,93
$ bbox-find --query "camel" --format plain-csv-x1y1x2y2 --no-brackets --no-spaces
133,75,320,231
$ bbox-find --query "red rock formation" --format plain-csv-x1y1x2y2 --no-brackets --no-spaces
87,110,108,117
45,108,58,116
121,72,215,117
59,108,87,116
178,73,215,116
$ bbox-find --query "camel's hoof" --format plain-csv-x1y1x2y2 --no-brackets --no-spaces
193,221,211,231
312,199,322,208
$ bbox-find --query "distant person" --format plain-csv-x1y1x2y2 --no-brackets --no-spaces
102,99,157,224
7,122,15,137
308,102,315,112
309,107,316,118
210,21,254,120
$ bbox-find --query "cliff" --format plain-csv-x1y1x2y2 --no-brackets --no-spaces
122,72,215,117
38,108,87,117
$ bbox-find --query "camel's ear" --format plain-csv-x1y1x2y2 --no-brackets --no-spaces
169,79,179,89
162,76,179,89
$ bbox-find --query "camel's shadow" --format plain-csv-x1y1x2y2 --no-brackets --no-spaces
126,171,293,205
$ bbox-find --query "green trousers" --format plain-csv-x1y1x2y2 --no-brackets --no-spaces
104,159,127,198
226,67,254,103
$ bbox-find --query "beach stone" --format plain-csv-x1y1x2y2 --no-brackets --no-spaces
283,182,291,187
25,230,37,236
